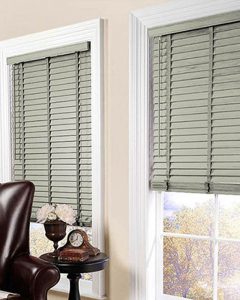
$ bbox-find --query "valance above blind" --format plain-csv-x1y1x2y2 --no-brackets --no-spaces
149,12,240,195
10,42,92,225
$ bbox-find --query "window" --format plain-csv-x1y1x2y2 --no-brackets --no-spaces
130,3,240,300
9,43,92,226
0,20,104,298
159,192,240,299
149,10,240,300
9,42,94,291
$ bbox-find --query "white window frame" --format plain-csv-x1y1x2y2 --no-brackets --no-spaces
129,1,240,300
0,19,106,299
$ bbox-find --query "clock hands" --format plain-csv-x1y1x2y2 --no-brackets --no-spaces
70,234,83,246
72,236,78,243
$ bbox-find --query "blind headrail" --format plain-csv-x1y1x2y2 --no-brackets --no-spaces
148,10,240,37
7,41,90,65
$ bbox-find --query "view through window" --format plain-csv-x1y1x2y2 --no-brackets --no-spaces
161,192,240,300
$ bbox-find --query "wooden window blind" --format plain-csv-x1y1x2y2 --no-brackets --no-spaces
9,42,92,225
149,12,240,194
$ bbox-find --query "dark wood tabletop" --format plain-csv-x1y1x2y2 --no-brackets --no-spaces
40,252,109,274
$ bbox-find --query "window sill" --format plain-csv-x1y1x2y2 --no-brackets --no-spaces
161,295,190,300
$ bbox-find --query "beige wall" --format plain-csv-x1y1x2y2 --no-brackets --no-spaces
0,1,164,299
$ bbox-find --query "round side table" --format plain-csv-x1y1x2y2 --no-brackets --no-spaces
40,253,109,300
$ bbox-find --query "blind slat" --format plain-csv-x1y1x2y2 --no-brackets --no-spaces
150,16,240,195
12,44,92,225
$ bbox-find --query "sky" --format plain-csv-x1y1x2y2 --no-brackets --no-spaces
163,192,240,217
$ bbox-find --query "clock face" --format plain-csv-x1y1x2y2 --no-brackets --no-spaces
69,231,84,247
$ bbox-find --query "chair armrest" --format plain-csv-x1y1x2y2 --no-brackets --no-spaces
10,255,60,300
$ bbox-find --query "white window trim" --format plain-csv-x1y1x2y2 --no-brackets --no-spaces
0,18,106,299
129,1,240,300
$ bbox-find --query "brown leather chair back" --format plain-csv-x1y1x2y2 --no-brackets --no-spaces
0,181,34,287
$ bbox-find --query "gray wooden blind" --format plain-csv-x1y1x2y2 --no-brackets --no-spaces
150,14,240,195
11,43,92,225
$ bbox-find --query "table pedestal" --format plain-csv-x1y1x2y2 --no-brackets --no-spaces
40,252,109,300
67,273,82,300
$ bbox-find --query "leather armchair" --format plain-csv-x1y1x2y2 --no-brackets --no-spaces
0,181,60,300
